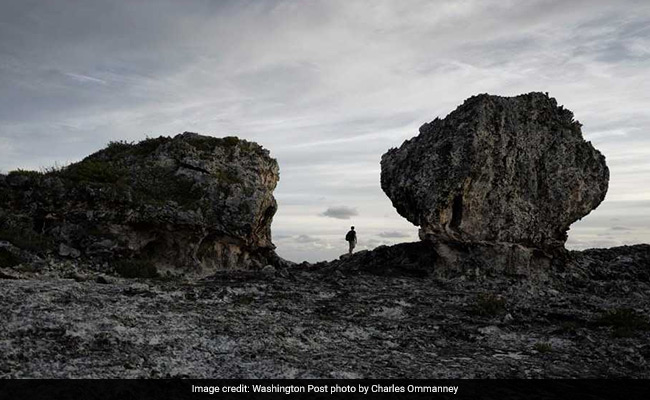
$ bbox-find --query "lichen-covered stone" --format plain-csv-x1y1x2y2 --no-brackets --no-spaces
0,132,282,276
381,93,609,249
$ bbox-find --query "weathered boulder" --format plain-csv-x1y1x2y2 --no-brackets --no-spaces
0,132,282,276
381,92,609,250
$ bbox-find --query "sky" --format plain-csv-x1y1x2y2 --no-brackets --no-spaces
1,0,649,262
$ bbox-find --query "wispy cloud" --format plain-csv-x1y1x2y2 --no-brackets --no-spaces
1,0,649,261
63,72,107,85
610,226,634,231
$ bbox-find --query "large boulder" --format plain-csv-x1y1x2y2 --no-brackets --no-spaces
381,93,609,250
0,132,282,276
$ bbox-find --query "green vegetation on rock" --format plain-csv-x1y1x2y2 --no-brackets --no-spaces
0,248,20,268
470,293,507,316
596,308,650,338
131,166,202,207
0,132,280,274
533,342,553,353
62,160,125,184
0,226,52,254
114,259,159,278
7,169,43,180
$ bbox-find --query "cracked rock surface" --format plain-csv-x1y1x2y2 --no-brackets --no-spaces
1,244,648,378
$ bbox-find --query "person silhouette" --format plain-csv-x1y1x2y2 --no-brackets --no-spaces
345,226,357,255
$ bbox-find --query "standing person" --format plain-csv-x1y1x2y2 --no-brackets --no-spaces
345,226,357,255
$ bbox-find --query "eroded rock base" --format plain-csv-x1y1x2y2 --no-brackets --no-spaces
1,244,648,378
319,240,559,282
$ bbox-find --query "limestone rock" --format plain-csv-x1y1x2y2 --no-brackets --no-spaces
381,92,609,249
261,264,276,275
0,132,281,276
59,243,81,258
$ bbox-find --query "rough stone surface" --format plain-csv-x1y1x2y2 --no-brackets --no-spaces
318,241,556,281
381,92,609,250
0,132,282,276
1,244,649,378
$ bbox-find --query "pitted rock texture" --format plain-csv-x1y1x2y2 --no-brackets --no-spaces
1,244,649,378
0,132,281,276
381,93,609,250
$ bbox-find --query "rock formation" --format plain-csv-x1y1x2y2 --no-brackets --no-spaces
0,132,283,276
1,96,649,380
381,92,609,251
3,243,650,378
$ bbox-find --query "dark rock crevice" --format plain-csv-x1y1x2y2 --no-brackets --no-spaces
450,194,463,229
176,160,210,175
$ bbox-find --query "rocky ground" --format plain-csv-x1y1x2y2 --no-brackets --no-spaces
1,244,649,378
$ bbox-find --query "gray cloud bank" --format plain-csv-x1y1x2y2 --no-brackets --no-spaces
1,0,649,262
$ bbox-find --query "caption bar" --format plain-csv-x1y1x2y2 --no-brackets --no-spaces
192,383,459,395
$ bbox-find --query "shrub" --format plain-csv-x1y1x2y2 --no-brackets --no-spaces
0,248,20,268
102,140,133,158
235,294,256,305
186,134,260,155
114,259,159,278
213,169,242,185
7,169,43,180
533,342,553,353
596,308,650,338
223,136,240,147
41,162,68,174
131,137,170,156
0,226,52,254
185,135,224,152
470,293,507,316
63,160,125,184
556,321,580,334
131,166,201,207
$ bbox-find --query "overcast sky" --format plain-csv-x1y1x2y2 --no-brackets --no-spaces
1,0,649,262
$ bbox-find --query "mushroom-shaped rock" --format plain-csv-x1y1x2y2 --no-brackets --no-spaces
381,93,609,250
0,132,281,276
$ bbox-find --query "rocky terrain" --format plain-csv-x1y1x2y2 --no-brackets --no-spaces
1,243,649,378
0,133,285,278
0,93,648,378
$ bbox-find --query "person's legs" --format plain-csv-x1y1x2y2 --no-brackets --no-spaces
348,241,354,254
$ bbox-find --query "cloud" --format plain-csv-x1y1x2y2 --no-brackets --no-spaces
320,206,359,220
295,234,318,243
378,231,410,238
361,238,391,248
63,72,107,85
1,0,649,261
